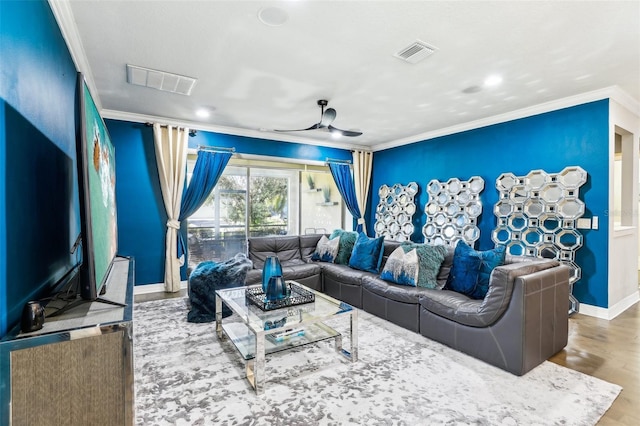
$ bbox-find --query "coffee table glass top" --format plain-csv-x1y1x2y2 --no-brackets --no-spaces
216,283,354,360
218,283,353,332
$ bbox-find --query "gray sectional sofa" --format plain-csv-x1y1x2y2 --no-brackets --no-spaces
245,234,570,376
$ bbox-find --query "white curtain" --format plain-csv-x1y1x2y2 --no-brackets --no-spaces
352,150,373,234
153,123,189,292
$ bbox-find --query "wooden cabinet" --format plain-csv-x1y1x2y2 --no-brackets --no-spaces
0,257,134,425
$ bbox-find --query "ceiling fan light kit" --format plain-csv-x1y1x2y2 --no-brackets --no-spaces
274,100,363,137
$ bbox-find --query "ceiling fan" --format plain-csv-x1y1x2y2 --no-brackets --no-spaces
274,99,363,137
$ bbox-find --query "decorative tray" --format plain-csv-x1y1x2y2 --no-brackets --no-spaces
246,282,315,311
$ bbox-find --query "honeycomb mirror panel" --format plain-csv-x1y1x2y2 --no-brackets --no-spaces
374,182,419,242
422,176,485,246
492,166,587,286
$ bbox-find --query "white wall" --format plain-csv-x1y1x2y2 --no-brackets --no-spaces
608,94,640,317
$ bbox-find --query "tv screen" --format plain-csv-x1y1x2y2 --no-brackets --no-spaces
77,73,118,300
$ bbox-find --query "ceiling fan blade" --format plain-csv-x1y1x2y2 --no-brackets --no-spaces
319,108,337,128
273,122,321,132
328,125,363,137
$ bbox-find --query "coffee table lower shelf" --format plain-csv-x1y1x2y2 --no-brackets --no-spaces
221,321,342,360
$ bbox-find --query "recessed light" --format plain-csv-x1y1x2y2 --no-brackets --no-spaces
258,7,288,26
196,109,210,118
484,75,503,87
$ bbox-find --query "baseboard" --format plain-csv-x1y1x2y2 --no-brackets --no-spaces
134,281,188,295
578,291,640,320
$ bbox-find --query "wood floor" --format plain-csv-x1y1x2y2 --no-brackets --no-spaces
135,291,639,425
549,302,640,426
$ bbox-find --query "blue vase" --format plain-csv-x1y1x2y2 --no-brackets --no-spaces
266,275,287,301
262,256,282,293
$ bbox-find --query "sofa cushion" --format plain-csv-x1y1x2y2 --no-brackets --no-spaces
361,275,427,305
436,247,455,289
281,263,322,282
311,235,340,262
348,232,385,273
299,234,324,261
248,235,301,270
330,229,358,265
321,263,372,286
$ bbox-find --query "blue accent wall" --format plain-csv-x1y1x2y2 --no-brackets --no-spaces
0,0,79,337
106,120,352,285
371,100,609,308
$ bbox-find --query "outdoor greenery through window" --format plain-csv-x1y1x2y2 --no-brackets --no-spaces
186,155,351,271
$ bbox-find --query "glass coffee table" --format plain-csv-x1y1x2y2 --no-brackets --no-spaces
215,282,358,394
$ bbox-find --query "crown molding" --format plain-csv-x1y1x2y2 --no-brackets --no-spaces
101,109,370,152
47,0,102,109
372,86,640,152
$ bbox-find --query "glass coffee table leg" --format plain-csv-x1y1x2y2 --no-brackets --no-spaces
334,334,343,354
247,332,266,395
215,294,223,339
350,310,358,362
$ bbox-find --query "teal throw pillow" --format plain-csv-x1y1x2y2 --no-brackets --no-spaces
311,235,340,263
380,246,419,286
330,229,358,265
400,242,447,289
348,232,385,273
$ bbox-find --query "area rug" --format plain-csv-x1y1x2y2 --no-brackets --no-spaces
133,298,621,425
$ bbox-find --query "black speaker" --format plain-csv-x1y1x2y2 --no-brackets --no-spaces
21,301,45,333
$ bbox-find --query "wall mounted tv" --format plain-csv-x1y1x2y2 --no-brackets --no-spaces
75,73,122,305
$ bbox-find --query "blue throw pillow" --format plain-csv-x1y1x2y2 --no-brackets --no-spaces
330,229,358,265
445,242,482,296
311,235,340,263
348,232,385,273
380,246,419,286
445,241,506,299
473,244,506,299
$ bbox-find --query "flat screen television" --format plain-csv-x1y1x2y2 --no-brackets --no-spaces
76,72,120,302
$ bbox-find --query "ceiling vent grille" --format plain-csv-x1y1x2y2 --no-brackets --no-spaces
394,40,437,64
126,64,197,95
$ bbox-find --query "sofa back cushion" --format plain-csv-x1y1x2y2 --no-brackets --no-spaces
436,248,455,290
299,234,324,261
247,235,301,270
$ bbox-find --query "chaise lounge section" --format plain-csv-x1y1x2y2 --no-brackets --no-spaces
245,233,570,375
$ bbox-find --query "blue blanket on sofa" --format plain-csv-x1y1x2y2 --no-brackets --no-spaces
187,253,253,323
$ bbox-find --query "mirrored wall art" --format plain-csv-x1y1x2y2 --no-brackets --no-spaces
374,182,419,241
422,176,485,247
491,166,587,313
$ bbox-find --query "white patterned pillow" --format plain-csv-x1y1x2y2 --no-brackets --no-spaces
311,235,340,263
380,246,419,286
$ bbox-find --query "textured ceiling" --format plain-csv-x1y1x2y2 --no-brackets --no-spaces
60,0,640,150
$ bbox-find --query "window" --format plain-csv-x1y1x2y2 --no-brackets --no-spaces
186,156,351,271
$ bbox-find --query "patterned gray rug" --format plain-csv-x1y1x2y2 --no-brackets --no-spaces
134,297,621,425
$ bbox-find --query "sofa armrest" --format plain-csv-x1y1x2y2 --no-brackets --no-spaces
422,259,564,327
480,259,562,322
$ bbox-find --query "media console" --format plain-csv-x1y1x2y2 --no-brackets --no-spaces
0,257,135,426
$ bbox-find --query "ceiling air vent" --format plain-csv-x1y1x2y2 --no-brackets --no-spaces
126,64,197,95
394,40,437,64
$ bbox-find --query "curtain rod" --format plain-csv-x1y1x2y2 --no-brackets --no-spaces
325,157,352,164
198,145,235,153
145,122,197,137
